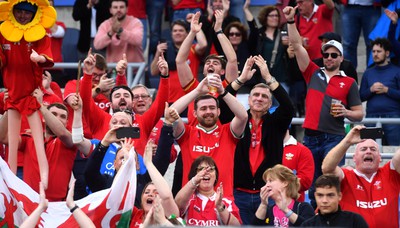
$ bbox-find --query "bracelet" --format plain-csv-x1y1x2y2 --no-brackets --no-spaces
225,212,231,225
159,73,169,78
266,76,277,86
287,20,295,24
215,29,223,35
190,177,199,188
217,204,226,212
285,209,294,217
98,143,109,150
235,78,244,86
70,205,79,213
219,89,228,98
107,31,112,38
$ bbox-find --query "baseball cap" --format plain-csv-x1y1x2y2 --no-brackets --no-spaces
321,40,343,56
318,32,342,43
14,1,38,13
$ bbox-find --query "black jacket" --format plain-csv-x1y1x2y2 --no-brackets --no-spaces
301,207,369,227
234,85,294,191
252,201,315,226
72,0,110,53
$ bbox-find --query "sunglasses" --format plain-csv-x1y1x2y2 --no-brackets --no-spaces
229,32,242,37
322,52,341,59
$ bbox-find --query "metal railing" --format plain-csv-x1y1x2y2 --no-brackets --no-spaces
54,62,147,88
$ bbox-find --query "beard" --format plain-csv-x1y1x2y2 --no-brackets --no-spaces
118,14,126,21
374,58,386,65
198,114,217,128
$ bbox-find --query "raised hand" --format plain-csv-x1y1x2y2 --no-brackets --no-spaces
253,55,271,80
239,56,257,83
69,94,83,111
97,75,115,93
282,6,297,21
214,10,223,32
157,53,169,76
144,139,156,165
66,179,76,209
190,11,203,33
215,182,224,209
83,48,96,75
116,53,128,75
164,102,180,124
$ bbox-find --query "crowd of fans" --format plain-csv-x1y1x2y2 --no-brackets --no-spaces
1,0,400,227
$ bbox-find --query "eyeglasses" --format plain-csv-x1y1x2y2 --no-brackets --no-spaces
93,72,106,78
229,32,242,37
196,166,216,172
322,52,341,59
268,14,279,18
133,94,151,100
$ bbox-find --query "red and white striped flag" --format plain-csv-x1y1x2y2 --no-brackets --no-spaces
0,150,137,227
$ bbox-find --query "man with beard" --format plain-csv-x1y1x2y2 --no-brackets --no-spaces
168,76,248,198
359,38,400,146
322,125,400,228
93,0,144,63
80,49,169,156
283,6,363,209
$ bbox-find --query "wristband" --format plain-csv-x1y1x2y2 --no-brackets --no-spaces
159,73,169,78
98,143,109,150
72,127,84,143
219,89,228,98
70,205,79,213
235,78,244,86
285,210,294,217
190,177,199,188
266,76,277,86
215,29,223,35
287,20,295,24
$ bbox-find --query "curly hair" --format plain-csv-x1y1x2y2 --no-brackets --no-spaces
224,21,248,42
257,6,281,28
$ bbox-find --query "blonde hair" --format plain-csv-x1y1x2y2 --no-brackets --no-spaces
262,164,300,199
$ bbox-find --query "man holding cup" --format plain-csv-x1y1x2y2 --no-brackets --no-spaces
283,6,364,209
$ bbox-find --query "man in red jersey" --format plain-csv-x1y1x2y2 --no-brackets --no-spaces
169,76,248,198
322,125,400,228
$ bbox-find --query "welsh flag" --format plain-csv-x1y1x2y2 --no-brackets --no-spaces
0,150,137,227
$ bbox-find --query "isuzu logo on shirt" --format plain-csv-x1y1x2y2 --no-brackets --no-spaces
192,144,219,153
356,198,387,208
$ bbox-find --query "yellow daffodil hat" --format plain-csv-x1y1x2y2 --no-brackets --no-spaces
0,0,56,42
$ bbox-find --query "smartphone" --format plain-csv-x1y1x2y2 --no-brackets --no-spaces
116,127,140,139
159,38,167,44
360,127,383,139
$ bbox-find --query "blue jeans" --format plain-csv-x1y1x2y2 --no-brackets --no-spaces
234,189,261,225
139,18,148,51
303,133,344,208
341,5,381,69
172,8,202,23
367,114,400,146
146,0,166,58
